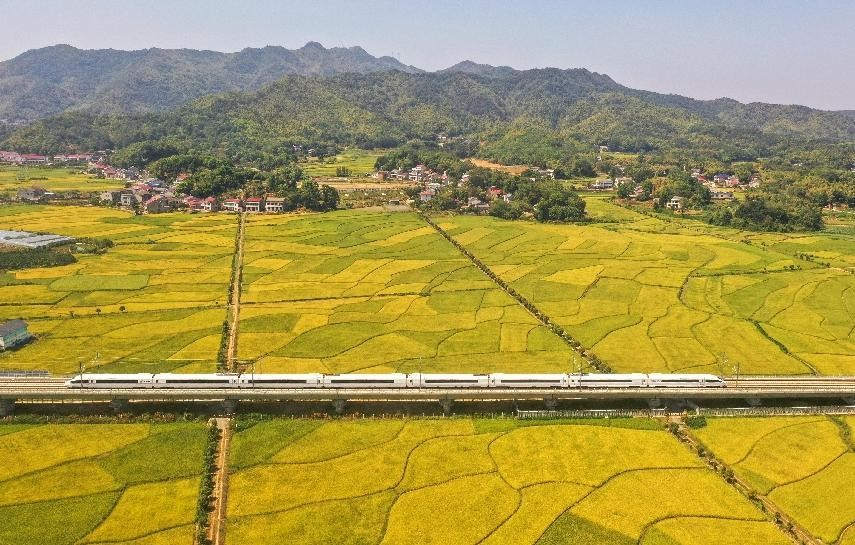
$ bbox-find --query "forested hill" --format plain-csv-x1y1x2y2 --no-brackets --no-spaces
0,42,422,122
4,67,854,163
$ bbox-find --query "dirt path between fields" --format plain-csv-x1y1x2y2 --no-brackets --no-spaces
671,416,821,545
208,417,231,545
227,213,245,372
418,212,605,372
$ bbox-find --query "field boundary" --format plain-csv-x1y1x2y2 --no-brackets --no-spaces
673,417,821,545
419,212,609,372
208,417,231,545
226,213,245,372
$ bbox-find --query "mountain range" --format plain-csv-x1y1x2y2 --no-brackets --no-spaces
0,42,421,123
1,43,853,161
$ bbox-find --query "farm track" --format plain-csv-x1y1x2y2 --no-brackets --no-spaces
209,417,232,545
418,212,603,371
227,213,246,372
675,417,822,545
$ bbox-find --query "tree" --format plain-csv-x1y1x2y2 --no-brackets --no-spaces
489,199,522,220
320,184,340,211
299,180,323,210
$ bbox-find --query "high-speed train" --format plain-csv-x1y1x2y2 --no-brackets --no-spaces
65,372,726,389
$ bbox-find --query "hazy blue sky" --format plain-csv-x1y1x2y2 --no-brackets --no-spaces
1,0,853,109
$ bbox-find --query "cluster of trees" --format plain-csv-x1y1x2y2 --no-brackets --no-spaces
1,247,76,271
653,170,711,210
708,195,822,232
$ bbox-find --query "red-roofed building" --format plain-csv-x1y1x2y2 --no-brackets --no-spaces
244,197,264,212
222,199,242,212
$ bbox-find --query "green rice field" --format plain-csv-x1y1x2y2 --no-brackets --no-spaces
437,199,855,375
298,149,384,178
238,211,575,373
225,417,790,545
0,166,124,194
693,415,855,544
0,420,207,545
0,206,236,374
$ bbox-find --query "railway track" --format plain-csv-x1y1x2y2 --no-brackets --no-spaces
1,376,855,401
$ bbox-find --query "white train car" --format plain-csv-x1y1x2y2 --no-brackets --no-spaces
416,374,490,388
152,373,239,388
65,373,153,388
647,373,726,388
579,373,646,388
488,373,570,388
238,373,323,388
322,373,407,388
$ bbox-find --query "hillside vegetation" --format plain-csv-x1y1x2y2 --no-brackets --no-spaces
0,42,420,123
4,68,854,161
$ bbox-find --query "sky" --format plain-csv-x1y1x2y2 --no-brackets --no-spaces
0,0,853,110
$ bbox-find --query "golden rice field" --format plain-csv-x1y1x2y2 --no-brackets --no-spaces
693,415,855,544
225,417,790,545
437,199,855,375
0,421,207,545
238,211,576,373
0,206,236,374
0,166,124,193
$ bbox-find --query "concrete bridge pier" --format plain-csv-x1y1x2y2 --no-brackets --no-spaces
745,397,762,407
439,398,454,415
544,396,558,410
332,399,347,415
109,399,129,414
646,398,662,409
0,399,15,417
222,399,238,415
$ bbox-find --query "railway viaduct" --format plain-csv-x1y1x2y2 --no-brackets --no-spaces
2,376,855,416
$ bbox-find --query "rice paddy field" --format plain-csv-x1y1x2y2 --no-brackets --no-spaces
225,417,790,545
436,198,855,375
0,420,207,545
299,149,384,178
693,415,855,544
0,166,124,194
238,210,576,373
0,206,236,374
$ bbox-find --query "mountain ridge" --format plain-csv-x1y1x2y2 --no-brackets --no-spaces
0,42,423,123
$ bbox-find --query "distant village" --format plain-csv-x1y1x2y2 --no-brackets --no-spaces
2,148,768,216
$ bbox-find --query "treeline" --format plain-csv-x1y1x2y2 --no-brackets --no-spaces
0,247,76,271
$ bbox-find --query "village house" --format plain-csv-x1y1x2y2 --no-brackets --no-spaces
666,196,685,211
0,319,31,350
244,197,264,212
201,197,218,212
17,187,47,202
589,179,615,191
183,196,203,211
100,190,122,205
713,174,729,186
725,176,741,188
711,190,734,201
142,195,178,214
374,170,389,181
0,151,22,163
419,189,434,202
119,190,137,208
389,168,407,181
502,192,513,203
409,165,427,182
486,186,504,200
19,154,48,164
264,196,285,213
222,199,242,212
